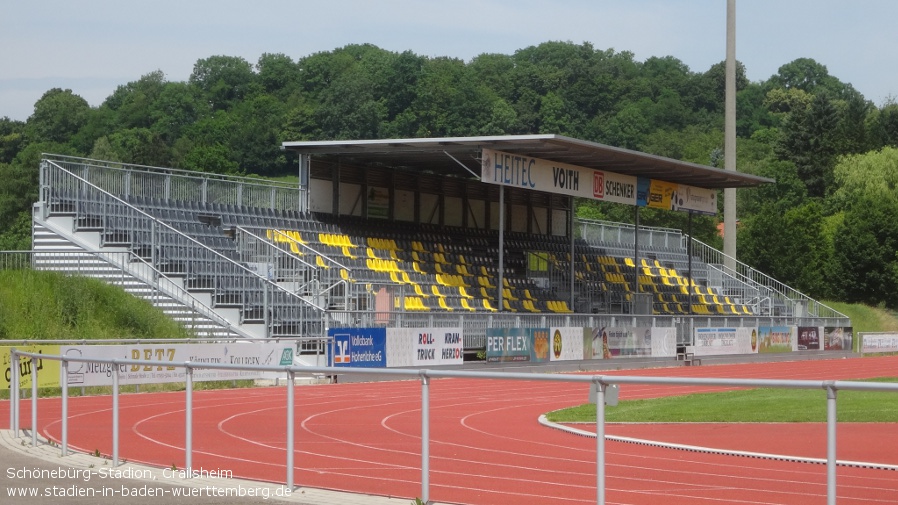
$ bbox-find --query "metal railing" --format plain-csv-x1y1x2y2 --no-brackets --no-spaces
41,154,304,212
11,349,898,505
686,236,848,321
236,227,354,312
578,218,684,250
38,160,326,338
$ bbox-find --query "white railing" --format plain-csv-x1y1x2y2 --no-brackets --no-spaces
686,236,848,320
10,350,898,505
41,154,304,212
38,160,326,337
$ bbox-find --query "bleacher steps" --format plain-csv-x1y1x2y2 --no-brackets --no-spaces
31,219,244,340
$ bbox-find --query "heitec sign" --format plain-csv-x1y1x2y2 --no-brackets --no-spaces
481,148,637,205
481,148,717,214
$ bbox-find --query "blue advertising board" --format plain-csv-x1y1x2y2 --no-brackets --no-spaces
328,328,387,368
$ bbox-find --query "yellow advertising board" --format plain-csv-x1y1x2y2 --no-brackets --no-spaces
647,179,677,210
1,345,61,390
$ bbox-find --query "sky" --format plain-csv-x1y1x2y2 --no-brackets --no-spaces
2,0,896,122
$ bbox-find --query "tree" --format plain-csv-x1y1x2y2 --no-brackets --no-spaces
768,58,848,97
830,194,898,307
776,92,839,198
103,70,167,130
739,201,827,298
189,55,256,111
0,117,24,164
870,98,898,148
24,88,91,144
829,147,898,210
256,53,299,99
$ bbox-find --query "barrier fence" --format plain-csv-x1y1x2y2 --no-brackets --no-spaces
8,349,898,505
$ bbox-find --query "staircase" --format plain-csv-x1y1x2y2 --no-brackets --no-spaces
31,219,243,339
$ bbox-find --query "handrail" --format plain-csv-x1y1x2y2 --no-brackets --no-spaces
686,236,847,319
41,153,298,190
41,160,326,324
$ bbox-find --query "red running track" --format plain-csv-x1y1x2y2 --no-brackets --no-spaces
3,355,898,505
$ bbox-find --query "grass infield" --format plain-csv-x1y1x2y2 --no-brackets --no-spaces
546,378,898,423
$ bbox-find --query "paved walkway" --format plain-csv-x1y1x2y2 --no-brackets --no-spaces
0,430,423,505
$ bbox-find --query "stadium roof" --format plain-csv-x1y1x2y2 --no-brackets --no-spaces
282,134,773,190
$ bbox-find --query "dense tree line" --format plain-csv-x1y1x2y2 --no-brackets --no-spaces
2,42,897,306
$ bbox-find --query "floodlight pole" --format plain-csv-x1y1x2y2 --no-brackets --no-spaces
723,0,737,266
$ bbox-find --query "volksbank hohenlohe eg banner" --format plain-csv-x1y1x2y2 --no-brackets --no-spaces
480,148,717,215
329,327,464,367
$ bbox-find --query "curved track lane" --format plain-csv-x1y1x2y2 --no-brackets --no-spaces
3,355,897,504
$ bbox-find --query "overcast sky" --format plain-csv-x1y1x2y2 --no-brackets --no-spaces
2,0,896,122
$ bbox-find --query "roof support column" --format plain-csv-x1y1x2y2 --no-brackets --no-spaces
569,197,575,312
632,206,640,303
498,185,505,312
298,153,310,213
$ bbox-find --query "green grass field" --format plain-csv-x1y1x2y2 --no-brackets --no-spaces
546,378,898,423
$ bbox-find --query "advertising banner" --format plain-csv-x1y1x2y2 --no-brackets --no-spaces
650,327,678,357
823,327,853,351
386,327,463,367
861,333,898,354
485,327,549,363
637,178,677,210
797,327,821,351
758,326,795,353
583,327,652,359
330,328,387,368
481,148,718,215
58,343,296,386
671,184,717,215
481,148,637,205
693,327,758,356
548,327,584,361
1,345,61,390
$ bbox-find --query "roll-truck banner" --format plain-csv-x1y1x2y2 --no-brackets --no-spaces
693,327,758,356
583,327,651,359
861,333,898,353
758,326,795,353
549,327,585,361
329,328,387,368
485,327,550,363
1,345,61,390
58,343,296,386
823,327,853,351
404,327,463,366
797,327,822,351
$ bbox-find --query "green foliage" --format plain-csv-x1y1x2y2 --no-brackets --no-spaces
2,43,898,307
0,270,190,341
830,195,898,306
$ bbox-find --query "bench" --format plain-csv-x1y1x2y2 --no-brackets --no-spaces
676,350,701,366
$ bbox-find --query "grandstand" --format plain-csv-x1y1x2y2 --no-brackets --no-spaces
30,135,850,356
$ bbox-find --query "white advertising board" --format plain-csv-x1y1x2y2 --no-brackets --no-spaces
386,327,464,367
549,327,584,361
60,342,296,386
693,327,758,356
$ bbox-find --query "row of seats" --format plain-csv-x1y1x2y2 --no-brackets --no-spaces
109,194,756,316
